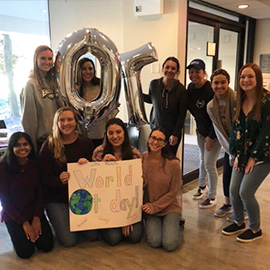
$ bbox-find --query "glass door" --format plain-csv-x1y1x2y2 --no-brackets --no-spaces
218,28,239,89
183,7,245,182
184,21,214,176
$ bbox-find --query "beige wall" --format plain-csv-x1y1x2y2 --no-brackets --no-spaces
49,0,124,52
49,0,188,120
122,0,187,117
254,19,270,65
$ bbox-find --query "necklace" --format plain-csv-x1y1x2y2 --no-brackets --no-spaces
19,158,28,173
20,164,27,173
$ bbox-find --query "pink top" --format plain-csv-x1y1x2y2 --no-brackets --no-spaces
142,152,182,216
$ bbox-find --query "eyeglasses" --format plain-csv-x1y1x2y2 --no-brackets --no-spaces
149,136,166,143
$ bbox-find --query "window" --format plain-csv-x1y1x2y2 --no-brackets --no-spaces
0,0,50,133
0,1,50,212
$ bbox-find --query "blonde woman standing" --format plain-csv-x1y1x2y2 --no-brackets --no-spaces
21,45,63,152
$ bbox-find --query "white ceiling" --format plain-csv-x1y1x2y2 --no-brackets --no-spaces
201,0,270,19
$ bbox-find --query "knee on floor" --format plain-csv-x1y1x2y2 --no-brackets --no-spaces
16,248,35,259
162,239,180,252
147,237,162,248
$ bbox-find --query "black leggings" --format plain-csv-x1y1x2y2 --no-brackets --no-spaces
223,152,233,198
5,215,54,259
169,138,180,156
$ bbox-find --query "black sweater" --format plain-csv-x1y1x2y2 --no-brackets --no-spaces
143,78,188,140
187,81,216,139
39,135,94,204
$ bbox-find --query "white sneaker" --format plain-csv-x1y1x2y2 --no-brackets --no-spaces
199,198,217,209
192,186,208,200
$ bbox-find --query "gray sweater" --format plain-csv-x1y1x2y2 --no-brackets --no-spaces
20,77,62,150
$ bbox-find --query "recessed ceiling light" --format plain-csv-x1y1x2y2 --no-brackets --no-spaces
238,4,249,9
41,9,48,13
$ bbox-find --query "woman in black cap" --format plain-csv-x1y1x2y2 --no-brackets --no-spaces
186,59,220,209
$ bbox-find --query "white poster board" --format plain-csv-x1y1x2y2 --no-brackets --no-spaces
68,159,143,231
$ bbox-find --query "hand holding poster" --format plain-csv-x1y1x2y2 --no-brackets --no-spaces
68,159,143,231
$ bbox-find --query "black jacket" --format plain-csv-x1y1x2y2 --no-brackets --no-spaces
187,80,216,139
143,78,188,140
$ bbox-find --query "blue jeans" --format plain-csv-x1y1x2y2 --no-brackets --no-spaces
230,162,270,231
100,222,143,246
197,132,221,199
145,213,183,252
46,203,98,247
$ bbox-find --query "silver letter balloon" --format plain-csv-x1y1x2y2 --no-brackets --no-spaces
120,43,158,126
56,28,158,128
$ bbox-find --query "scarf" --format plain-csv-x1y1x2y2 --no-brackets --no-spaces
212,87,236,141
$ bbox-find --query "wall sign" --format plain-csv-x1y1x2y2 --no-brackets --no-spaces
260,54,270,73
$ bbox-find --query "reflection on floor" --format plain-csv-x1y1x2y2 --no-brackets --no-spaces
1,170,270,270
183,143,200,175
183,143,224,175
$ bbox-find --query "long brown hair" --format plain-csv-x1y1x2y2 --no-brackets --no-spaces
33,45,57,91
235,63,264,121
102,118,133,160
48,106,80,163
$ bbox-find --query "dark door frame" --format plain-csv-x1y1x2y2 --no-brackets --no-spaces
183,2,256,184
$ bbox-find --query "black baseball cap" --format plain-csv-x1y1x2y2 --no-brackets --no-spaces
186,59,206,71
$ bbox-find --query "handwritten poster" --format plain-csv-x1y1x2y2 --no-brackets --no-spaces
67,159,143,231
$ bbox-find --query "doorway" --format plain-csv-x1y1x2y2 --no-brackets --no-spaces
183,2,247,183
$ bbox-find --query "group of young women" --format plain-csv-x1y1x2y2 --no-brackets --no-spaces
187,60,270,243
0,46,184,259
146,56,270,244
0,44,269,259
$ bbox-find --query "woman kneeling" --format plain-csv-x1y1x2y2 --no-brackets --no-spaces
142,127,184,252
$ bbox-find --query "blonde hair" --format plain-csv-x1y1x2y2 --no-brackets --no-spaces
235,63,264,121
48,107,80,164
33,45,57,91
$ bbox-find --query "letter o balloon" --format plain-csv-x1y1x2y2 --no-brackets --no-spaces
56,28,121,126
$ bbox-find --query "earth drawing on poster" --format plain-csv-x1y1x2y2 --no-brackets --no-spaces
69,189,93,215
